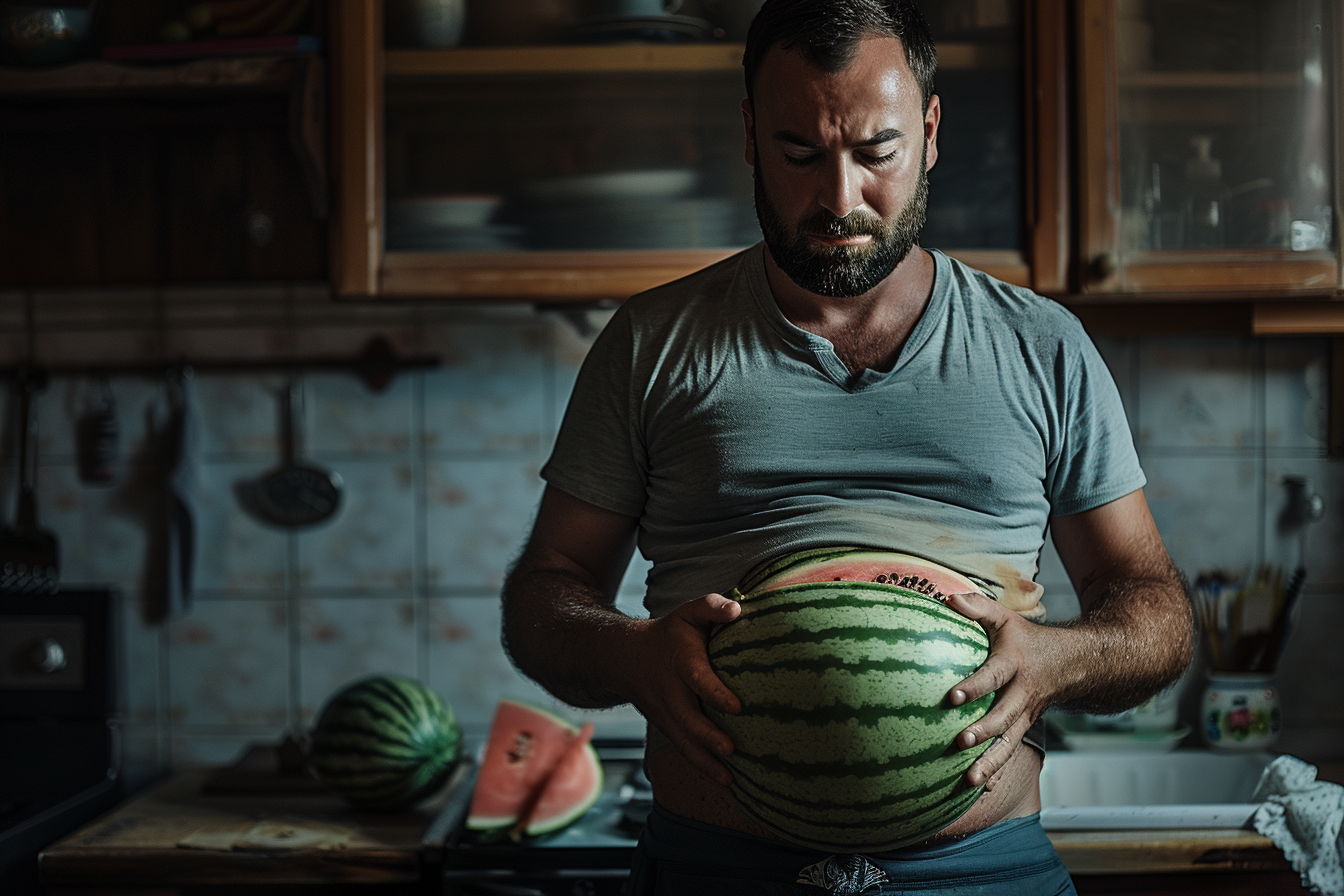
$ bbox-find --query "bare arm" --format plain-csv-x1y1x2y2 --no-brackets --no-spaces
501,486,742,784
945,489,1193,787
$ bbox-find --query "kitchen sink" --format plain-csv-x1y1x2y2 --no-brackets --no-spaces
1038,749,1275,830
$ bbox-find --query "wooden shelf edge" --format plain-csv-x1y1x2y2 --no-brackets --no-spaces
384,40,1010,77
0,55,315,97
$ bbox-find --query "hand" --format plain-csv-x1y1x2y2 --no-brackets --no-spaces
622,594,742,786
942,591,1048,791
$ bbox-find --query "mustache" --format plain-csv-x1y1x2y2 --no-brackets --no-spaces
802,210,885,239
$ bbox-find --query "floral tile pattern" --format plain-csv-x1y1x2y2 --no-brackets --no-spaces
296,458,415,592
1137,337,1259,450
166,598,289,728
297,596,419,722
425,458,543,591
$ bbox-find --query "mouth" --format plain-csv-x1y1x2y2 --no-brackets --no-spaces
806,232,874,249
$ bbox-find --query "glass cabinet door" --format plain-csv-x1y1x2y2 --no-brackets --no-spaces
1078,0,1337,294
332,0,1061,300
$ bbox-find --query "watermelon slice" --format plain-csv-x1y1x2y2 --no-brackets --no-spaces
465,699,603,838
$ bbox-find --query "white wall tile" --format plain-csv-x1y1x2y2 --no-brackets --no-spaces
166,598,289,728
305,372,415,457
297,596,419,723
295,458,415,592
422,321,549,456
192,460,290,592
1143,455,1262,579
1137,337,1258,450
1264,338,1329,451
425,458,543,590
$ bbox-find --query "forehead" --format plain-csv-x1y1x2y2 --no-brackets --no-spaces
752,36,922,134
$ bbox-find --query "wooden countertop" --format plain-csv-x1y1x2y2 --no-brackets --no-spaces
40,757,1343,891
40,763,469,889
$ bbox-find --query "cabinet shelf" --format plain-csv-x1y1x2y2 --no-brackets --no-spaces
0,54,327,218
384,41,1010,79
1121,70,1303,91
0,54,317,97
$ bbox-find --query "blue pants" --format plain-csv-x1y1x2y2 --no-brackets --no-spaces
627,804,1077,895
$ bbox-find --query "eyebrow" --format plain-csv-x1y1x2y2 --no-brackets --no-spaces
773,128,904,149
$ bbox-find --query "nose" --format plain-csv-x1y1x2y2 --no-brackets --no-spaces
818,157,864,220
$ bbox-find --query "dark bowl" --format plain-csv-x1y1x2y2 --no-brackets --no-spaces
0,6,95,67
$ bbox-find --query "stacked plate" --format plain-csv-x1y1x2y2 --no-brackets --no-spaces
516,169,738,250
386,195,523,252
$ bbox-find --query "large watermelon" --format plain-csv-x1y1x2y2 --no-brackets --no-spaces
309,675,463,810
705,550,996,853
466,699,603,838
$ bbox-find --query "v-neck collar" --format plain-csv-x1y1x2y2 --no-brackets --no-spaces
746,244,947,392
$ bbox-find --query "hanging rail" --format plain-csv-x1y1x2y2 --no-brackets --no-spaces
0,336,439,393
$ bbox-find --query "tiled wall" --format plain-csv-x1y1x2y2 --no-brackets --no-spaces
1,284,1340,793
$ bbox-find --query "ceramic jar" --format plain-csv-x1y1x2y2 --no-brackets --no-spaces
1201,673,1281,751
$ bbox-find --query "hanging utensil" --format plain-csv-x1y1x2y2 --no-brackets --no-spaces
252,378,342,529
1,370,60,593
76,376,120,485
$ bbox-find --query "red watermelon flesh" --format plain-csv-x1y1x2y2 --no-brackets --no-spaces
516,721,599,837
735,548,985,601
465,700,602,836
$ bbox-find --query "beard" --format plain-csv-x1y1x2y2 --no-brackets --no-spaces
754,147,929,299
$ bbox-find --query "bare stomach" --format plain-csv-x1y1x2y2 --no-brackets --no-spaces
644,729,1043,850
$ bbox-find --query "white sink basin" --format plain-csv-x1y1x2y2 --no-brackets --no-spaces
1038,750,1275,831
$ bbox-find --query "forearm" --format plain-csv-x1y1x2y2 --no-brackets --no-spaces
501,561,647,710
1045,566,1194,714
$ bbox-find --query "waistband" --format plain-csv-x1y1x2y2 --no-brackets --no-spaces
642,803,1059,885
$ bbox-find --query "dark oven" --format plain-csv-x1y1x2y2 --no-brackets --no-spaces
434,741,651,896
0,587,122,893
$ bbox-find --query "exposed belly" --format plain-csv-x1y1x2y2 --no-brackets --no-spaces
644,728,1043,851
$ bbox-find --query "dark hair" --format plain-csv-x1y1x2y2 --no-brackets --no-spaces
742,0,937,113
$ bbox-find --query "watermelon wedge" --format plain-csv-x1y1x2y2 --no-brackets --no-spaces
465,699,602,838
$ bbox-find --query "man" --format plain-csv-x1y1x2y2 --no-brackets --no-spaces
502,0,1193,892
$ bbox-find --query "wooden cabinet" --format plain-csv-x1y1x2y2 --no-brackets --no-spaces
0,55,327,288
1075,0,1340,299
329,0,1071,302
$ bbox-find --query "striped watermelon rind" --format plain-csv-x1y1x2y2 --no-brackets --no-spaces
705,579,994,852
309,675,463,810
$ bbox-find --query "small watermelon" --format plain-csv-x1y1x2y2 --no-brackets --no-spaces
466,699,603,838
705,548,996,853
309,675,463,810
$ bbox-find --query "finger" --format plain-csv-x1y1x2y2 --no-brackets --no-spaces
965,713,1032,788
664,696,736,786
942,590,1009,627
682,592,742,625
949,650,1015,707
685,650,741,715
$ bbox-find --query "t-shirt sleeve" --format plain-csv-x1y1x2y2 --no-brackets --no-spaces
540,308,649,519
1045,323,1146,517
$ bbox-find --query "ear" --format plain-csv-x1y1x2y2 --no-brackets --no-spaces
924,93,941,171
742,98,756,168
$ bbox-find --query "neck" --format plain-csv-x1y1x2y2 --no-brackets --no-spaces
765,247,935,375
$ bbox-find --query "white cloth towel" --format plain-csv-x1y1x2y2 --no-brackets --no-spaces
1253,754,1344,896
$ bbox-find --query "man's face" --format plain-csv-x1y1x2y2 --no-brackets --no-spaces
744,36,940,298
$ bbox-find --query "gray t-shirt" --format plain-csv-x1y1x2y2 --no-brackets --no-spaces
542,244,1145,620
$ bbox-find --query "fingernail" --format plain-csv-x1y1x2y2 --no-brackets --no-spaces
951,689,966,705
962,731,977,747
